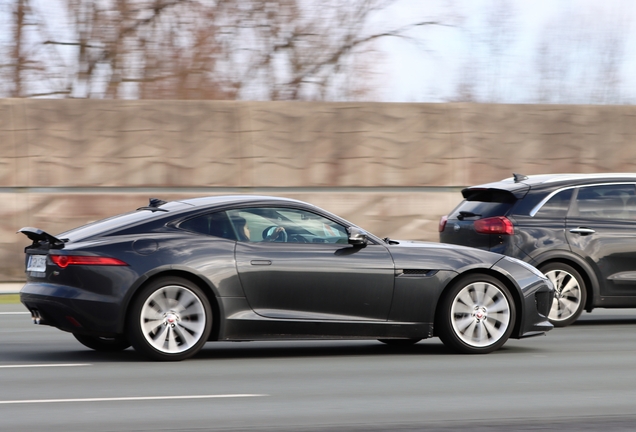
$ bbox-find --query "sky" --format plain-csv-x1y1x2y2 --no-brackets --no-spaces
3,0,636,104
374,0,636,103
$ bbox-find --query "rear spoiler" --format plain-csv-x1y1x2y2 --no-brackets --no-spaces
461,186,529,200
17,227,65,249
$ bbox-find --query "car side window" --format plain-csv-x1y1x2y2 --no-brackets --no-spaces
226,207,349,244
573,184,636,220
178,211,237,240
535,189,573,218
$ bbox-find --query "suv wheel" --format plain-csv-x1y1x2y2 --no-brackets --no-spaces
540,262,587,327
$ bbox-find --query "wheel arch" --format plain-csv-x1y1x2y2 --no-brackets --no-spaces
118,268,221,338
433,268,524,338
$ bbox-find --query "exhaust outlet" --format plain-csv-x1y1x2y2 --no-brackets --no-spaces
30,309,41,325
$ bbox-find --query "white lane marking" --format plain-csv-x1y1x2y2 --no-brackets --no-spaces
0,364,91,369
0,312,29,315
0,394,268,405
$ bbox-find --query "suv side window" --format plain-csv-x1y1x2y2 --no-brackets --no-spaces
573,185,636,220
535,189,573,218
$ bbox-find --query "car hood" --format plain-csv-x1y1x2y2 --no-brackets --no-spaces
386,240,504,272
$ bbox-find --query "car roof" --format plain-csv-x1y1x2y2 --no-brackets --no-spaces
176,195,308,208
469,173,636,193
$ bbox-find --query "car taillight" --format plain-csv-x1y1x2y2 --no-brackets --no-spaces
438,215,448,232
50,255,128,269
474,216,514,235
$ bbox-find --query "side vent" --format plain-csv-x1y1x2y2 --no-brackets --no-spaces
398,269,438,277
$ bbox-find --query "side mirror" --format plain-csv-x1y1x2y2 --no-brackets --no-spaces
347,227,368,247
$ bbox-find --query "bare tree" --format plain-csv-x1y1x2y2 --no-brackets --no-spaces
0,0,438,101
449,0,517,103
533,5,629,105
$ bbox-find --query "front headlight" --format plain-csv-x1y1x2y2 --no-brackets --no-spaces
504,256,547,279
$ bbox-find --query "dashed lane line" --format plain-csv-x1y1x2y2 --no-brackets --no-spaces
0,394,268,405
0,364,91,369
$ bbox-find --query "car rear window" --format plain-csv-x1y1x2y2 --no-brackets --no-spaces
58,201,191,242
450,189,516,219
178,211,238,240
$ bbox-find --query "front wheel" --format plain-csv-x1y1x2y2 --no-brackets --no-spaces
73,333,130,352
540,262,587,327
436,274,515,354
127,277,212,361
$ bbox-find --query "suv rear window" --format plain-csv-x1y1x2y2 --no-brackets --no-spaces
451,189,516,219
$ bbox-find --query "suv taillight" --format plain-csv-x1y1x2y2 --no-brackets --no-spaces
474,216,514,235
438,215,448,232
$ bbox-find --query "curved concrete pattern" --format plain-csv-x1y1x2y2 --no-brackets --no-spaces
2,99,636,280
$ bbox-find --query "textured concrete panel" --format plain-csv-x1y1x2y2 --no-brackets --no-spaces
3,99,636,281
1,191,459,281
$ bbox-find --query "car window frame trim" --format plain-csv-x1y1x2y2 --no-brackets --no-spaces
529,182,636,217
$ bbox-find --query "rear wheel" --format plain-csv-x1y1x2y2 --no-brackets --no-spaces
437,274,515,354
73,333,130,352
540,262,587,327
127,277,212,361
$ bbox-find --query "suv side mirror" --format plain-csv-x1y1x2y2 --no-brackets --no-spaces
347,227,368,247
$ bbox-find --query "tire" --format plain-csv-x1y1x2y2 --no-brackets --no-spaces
73,333,130,352
378,338,422,346
436,274,515,354
540,262,587,327
127,277,212,361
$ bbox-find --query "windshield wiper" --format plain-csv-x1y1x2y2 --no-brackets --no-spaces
383,237,400,245
457,211,481,220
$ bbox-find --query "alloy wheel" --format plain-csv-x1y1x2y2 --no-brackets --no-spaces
450,281,511,348
545,269,583,323
139,284,207,354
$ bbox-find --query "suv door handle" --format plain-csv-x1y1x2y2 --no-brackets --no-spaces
569,228,596,235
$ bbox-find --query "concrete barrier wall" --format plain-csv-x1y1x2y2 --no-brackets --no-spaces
2,99,636,281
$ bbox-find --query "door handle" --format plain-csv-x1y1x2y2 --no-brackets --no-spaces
569,228,596,235
250,260,272,266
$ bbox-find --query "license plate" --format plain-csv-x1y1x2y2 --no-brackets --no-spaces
27,255,47,272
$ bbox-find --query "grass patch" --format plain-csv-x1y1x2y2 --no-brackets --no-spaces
0,294,20,304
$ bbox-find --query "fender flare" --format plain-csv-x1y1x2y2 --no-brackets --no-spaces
116,265,222,334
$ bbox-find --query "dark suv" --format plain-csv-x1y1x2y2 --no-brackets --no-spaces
439,173,636,327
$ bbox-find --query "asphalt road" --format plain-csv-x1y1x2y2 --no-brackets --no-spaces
2,303,636,432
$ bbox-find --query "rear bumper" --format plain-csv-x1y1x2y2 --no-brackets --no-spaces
20,282,124,337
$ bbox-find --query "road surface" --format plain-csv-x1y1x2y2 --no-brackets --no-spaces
1,303,636,432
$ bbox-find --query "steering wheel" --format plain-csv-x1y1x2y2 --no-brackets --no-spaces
263,226,288,242
289,234,308,243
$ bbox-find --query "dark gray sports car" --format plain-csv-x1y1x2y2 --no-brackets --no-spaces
19,196,553,361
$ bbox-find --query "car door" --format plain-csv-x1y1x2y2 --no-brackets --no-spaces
513,188,573,262
565,184,636,299
230,207,395,321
